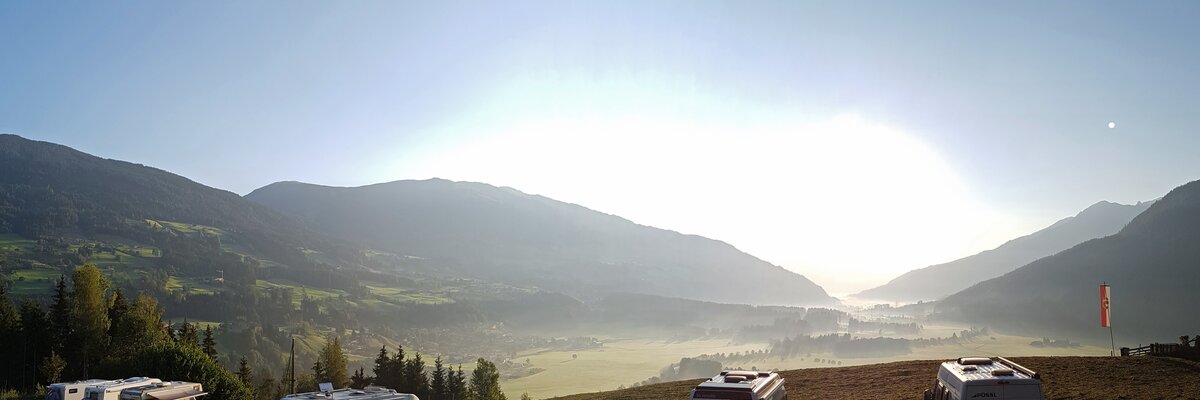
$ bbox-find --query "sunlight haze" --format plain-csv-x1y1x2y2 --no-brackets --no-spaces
4,0,1200,294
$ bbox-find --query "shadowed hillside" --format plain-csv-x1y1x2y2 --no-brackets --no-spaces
939,179,1200,344
549,357,1200,400
246,179,832,305
855,200,1151,303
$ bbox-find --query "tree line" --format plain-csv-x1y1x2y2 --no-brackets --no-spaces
287,337,510,400
0,264,250,399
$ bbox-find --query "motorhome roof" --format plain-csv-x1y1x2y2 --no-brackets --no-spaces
280,387,412,400
50,379,116,388
942,358,1039,384
696,371,781,393
120,382,206,400
87,378,163,393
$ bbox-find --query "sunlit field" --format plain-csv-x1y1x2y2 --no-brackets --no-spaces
500,324,1109,399
502,338,765,399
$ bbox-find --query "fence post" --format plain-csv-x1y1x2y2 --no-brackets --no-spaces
1120,347,1130,357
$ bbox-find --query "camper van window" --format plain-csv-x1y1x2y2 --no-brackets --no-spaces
692,389,753,400
68,390,77,394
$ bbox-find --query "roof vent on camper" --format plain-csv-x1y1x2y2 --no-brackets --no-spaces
961,366,978,372
724,376,747,384
957,357,993,365
992,368,1015,377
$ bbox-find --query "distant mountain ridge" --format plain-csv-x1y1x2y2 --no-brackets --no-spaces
938,179,1200,343
0,134,303,237
246,179,834,305
854,200,1152,303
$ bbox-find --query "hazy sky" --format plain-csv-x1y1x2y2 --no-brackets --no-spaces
4,1,1199,295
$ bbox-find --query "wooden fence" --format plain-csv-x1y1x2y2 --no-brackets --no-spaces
1121,335,1199,357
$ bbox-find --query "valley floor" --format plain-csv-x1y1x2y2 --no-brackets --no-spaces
501,329,1110,399
549,356,1200,400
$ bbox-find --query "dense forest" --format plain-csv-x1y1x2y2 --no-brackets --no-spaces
0,264,513,400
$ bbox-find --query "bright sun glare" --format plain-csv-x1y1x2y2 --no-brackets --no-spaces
399,100,1014,295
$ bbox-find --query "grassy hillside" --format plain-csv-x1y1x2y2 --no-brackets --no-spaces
549,356,1200,400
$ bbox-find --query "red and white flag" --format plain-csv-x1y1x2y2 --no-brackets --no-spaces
1100,284,1111,328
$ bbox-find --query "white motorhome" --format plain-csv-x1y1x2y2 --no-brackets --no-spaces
689,370,787,400
280,386,418,400
46,379,119,400
118,381,206,400
923,357,1043,400
82,377,163,400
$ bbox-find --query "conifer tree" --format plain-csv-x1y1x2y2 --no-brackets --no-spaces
202,325,218,359
177,320,200,348
0,286,20,386
19,300,49,386
403,352,429,398
237,356,254,387
469,358,506,400
317,336,348,388
349,367,371,389
372,346,392,389
429,356,446,400
47,276,71,354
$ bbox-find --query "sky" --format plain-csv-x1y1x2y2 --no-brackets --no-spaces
3,1,1200,295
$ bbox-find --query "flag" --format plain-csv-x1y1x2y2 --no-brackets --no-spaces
1100,284,1111,328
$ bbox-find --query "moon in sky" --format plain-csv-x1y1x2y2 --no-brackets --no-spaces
1108,121,1116,129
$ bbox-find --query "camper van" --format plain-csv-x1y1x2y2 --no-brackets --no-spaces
689,370,787,400
119,381,206,400
47,380,119,400
923,357,1043,400
82,378,163,400
280,386,418,400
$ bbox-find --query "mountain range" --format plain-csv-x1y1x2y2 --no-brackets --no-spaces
937,179,1200,343
0,134,831,306
854,200,1152,303
246,179,832,305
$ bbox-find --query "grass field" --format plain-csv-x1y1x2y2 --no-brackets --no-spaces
500,327,1110,399
501,338,766,399
0,233,35,252
6,266,63,295
364,284,451,305
549,356,1200,400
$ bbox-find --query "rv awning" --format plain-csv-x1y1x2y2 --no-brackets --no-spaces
149,388,207,400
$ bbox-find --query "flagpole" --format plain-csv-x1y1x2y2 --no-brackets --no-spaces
1109,325,1116,357
1102,282,1115,357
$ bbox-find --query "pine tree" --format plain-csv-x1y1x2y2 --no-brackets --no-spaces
404,352,429,398
107,288,135,356
430,356,446,400
311,360,324,389
19,300,49,387
392,345,406,391
316,335,349,388
447,366,468,400
372,346,392,389
349,367,371,389
469,358,506,400
237,356,254,386
0,285,21,386
47,276,71,354
177,320,199,348
72,264,111,377
202,326,218,359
